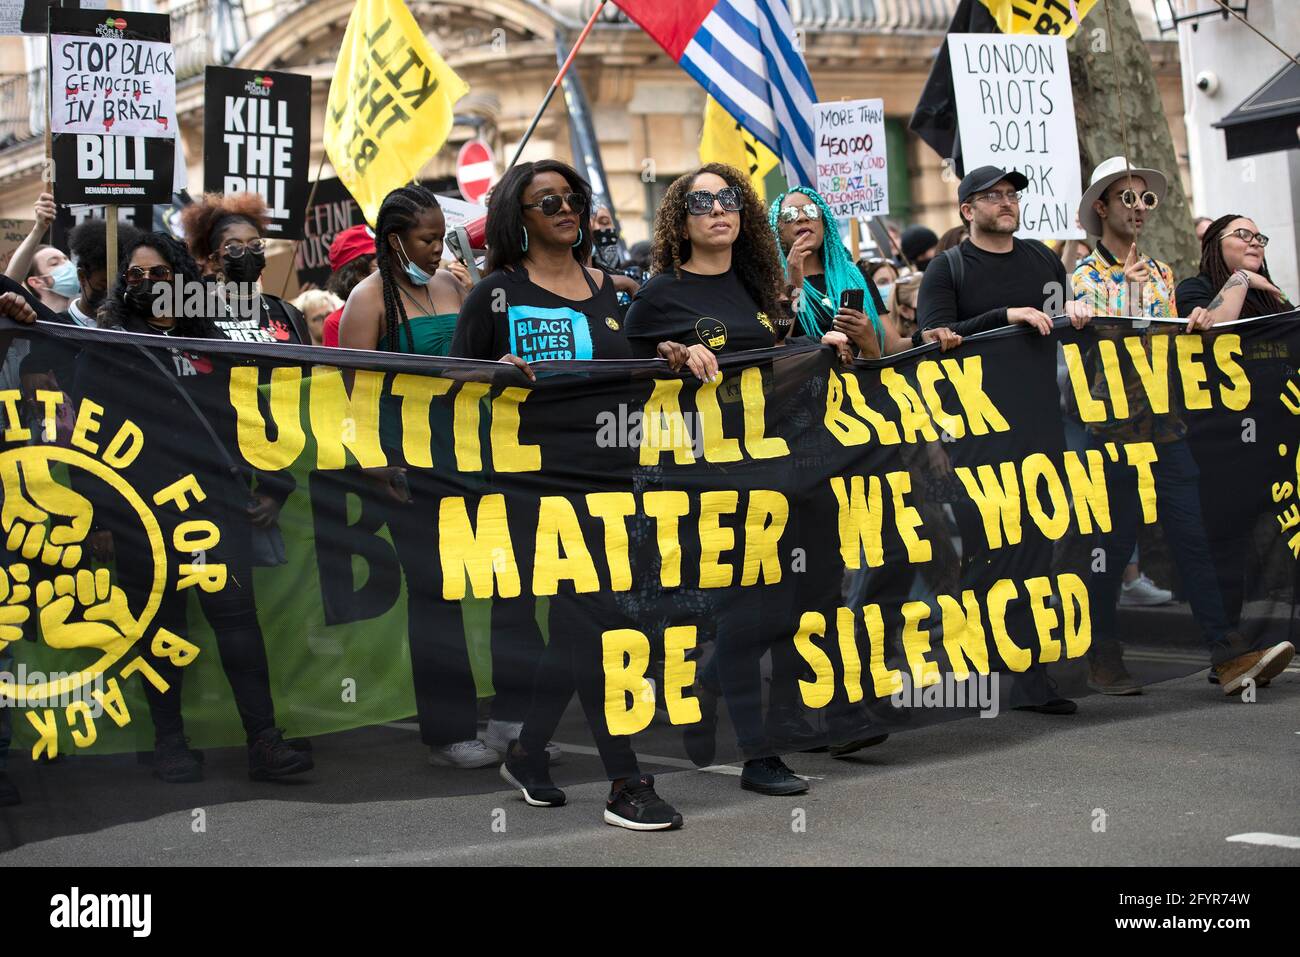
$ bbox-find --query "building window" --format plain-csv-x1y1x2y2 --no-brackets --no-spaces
885,118,913,224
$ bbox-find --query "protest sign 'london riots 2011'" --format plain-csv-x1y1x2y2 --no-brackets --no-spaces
203,66,311,240
48,8,176,205
948,33,1084,241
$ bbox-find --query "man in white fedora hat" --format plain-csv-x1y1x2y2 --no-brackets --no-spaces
1071,157,1291,698
1074,155,1172,318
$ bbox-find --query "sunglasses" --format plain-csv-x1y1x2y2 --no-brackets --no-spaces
1223,227,1269,248
778,203,821,223
522,192,587,217
124,265,173,285
1117,188,1159,210
685,187,743,215
221,238,267,258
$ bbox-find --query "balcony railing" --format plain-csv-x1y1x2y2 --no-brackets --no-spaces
0,0,248,155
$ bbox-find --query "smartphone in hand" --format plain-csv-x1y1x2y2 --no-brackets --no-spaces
840,288,865,312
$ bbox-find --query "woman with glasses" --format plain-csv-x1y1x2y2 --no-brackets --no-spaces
180,193,310,344
768,187,960,358
454,159,690,831
1178,215,1291,329
73,232,311,784
1179,215,1296,658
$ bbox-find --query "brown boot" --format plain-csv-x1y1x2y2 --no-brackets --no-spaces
1213,641,1295,695
1087,643,1142,696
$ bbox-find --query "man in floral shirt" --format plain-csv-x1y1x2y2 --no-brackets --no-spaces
1072,157,1236,697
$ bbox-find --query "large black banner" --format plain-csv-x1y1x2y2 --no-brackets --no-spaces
202,66,311,240
0,312,1296,842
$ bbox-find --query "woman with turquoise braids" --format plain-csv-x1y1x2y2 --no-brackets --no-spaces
769,188,961,356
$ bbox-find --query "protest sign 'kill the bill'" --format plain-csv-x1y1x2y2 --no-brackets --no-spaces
203,66,312,240
48,8,175,205
948,33,1084,240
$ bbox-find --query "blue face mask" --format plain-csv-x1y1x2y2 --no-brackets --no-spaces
877,283,893,306
50,260,81,299
396,237,432,286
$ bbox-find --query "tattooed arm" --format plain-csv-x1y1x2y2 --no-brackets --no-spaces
1186,269,1251,331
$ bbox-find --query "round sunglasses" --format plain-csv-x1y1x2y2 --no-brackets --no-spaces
221,238,267,259
522,192,587,217
124,265,174,285
685,187,743,215
778,203,821,223
1118,188,1160,210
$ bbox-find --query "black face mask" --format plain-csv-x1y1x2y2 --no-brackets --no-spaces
123,283,164,318
593,227,619,248
222,251,265,284
84,286,107,315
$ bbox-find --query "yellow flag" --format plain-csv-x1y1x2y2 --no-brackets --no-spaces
324,0,469,224
699,96,779,202
979,0,1098,39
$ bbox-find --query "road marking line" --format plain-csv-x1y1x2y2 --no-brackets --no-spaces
1226,832,1300,849
550,743,825,780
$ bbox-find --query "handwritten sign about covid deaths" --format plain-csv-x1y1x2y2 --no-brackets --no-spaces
203,66,311,239
814,99,889,221
948,33,1084,240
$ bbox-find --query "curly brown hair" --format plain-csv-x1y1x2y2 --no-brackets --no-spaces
650,163,783,320
180,191,271,264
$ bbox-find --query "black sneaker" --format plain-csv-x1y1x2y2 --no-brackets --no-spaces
0,770,20,806
1013,698,1078,715
499,740,565,807
828,733,889,758
682,683,719,768
741,756,809,796
604,775,683,831
248,728,314,781
154,732,203,783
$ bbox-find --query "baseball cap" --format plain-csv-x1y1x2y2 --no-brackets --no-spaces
958,166,1030,204
328,225,376,272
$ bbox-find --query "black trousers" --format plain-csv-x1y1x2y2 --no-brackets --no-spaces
116,510,276,743
388,470,545,745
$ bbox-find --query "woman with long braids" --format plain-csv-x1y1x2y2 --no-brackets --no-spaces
455,159,691,831
1178,214,1291,328
180,192,310,344
769,186,960,357
73,232,310,783
337,185,508,770
1179,215,1297,659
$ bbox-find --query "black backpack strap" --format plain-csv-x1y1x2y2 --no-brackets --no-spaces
943,244,963,300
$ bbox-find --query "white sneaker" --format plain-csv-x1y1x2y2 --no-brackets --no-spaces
1119,573,1173,607
428,739,500,769
482,719,562,764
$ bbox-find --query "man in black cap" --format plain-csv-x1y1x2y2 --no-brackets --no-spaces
918,165,1090,340
916,166,1090,716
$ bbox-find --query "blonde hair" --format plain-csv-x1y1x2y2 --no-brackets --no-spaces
292,289,343,317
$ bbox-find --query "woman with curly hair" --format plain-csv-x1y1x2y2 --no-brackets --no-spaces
625,164,791,377
179,192,309,344
74,231,310,784
770,186,960,357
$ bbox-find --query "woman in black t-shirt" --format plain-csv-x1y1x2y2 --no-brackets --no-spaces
625,163,793,373
1178,213,1295,634
77,232,309,785
454,160,688,831
1177,214,1292,326
180,193,310,345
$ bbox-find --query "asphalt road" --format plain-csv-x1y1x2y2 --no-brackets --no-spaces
2,665,1296,866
